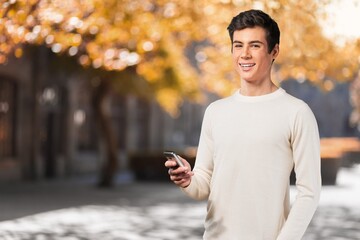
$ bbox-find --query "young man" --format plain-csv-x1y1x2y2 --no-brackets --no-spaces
165,9,321,240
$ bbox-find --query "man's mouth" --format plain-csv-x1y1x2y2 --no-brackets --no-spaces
239,63,256,67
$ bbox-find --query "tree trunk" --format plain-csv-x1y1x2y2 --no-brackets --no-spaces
92,78,118,187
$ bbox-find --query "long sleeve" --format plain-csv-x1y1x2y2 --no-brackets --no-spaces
179,89,321,239
277,105,321,240
181,105,214,200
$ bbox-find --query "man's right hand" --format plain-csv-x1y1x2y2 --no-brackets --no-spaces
164,155,194,188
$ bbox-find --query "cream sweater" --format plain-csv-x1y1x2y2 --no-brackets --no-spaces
182,88,321,240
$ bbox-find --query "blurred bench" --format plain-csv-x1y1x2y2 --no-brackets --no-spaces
291,137,360,185
290,156,341,185
130,138,360,185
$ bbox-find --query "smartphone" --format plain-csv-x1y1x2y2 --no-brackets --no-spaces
163,151,185,167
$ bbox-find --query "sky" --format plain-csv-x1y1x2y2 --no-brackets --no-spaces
320,0,360,45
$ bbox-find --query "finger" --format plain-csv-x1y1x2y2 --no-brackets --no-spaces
168,168,178,176
174,178,190,187
170,172,192,181
173,176,189,183
164,159,178,168
171,175,186,181
171,166,189,174
170,170,194,181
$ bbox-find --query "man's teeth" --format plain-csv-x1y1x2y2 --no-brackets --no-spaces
240,63,255,67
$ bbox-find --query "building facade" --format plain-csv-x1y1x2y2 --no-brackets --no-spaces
0,47,208,182
1,47,358,182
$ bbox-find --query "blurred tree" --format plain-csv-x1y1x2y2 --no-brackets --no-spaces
1,0,359,186
0,0,202,186
193,0,360,95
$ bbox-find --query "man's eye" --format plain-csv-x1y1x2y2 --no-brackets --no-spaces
234,45,242,48
251,44,260,48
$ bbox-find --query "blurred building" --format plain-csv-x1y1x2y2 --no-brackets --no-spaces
0,47,207,181
281,79,359,138
0,47,359,182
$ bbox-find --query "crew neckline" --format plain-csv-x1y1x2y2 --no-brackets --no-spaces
233,87,286,103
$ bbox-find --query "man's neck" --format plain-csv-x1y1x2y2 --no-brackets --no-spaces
239,82,278,96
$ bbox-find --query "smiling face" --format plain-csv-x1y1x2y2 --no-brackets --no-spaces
232,26,279,85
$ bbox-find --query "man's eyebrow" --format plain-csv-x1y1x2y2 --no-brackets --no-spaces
232,40,264,44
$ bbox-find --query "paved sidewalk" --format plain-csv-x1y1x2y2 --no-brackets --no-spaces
0,166,359,239
0,175,197,221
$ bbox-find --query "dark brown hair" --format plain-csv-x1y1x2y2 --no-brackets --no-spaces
227,9,280,53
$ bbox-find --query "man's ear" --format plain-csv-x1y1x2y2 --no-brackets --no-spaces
271,44,280,59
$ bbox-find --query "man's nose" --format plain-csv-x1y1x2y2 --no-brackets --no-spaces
241,47,251,58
